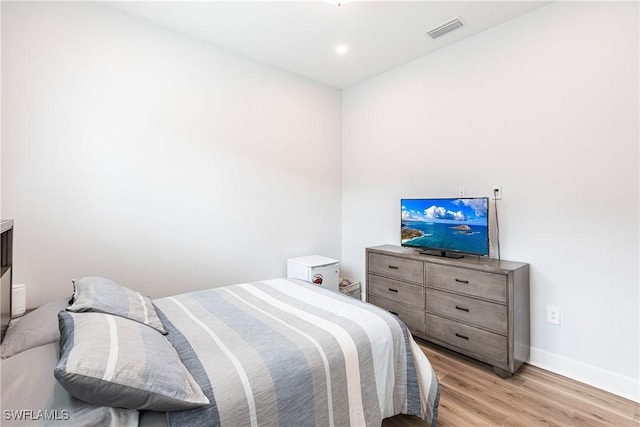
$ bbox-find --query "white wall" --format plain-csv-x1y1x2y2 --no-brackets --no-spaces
1,2,342,305
342,2,639,400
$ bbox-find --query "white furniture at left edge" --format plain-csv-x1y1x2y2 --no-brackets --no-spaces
287,255,340,292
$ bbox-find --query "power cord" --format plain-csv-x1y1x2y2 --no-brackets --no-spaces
494,188,501,262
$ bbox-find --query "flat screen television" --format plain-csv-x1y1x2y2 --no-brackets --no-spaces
401,197,489,258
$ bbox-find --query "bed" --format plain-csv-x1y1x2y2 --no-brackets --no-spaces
0,275,440,426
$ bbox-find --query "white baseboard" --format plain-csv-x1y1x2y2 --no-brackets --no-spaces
528,347,639,403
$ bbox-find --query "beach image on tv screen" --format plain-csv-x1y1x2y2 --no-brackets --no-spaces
401,198,489,255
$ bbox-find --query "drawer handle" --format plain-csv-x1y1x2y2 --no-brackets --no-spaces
455,278,469,284
388,288,398,293
455,333,469,340
388,265,399,270
388,310,399,316
455,306,470,312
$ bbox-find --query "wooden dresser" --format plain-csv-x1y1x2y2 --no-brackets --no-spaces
366,244,530,377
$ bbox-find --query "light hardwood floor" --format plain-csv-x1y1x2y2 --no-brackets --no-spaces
384,338,639,426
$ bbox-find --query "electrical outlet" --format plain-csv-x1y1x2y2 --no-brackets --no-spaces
492,186,502,200
546,305,561,326
458,187,466,197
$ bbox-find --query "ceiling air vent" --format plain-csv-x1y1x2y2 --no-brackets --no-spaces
427,18,464,39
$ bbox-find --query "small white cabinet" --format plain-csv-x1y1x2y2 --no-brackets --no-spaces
287,255,340,292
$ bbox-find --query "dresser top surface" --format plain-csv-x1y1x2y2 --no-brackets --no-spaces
0,219,13,234
367,244,528,274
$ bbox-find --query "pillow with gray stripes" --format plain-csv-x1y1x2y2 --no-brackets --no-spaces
67,277,166,334
55,311,209,411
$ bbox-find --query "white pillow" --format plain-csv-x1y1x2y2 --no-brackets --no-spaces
0,297,70,359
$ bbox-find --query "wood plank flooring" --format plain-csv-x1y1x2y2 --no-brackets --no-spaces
383,339,639,426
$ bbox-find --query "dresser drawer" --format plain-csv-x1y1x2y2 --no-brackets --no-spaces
368,253,423,284
368,295,425,334
368,275,424,309
425,289,507,334
425,313,507,365
426,264,507,303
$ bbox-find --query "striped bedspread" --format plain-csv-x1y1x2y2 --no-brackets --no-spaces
153,278,440,427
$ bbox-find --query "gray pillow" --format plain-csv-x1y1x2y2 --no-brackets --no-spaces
67,277,166,334
0,297,69,359
55,311,209,411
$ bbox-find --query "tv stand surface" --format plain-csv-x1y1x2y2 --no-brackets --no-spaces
418,249,464,259
366,244,530,377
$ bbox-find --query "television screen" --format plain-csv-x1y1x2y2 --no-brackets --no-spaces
401,197,489,257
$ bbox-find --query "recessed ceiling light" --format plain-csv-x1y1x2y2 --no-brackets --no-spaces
336,44,348,56
324,0,352,6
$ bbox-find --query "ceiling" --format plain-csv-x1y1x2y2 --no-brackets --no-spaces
105,1,551,89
